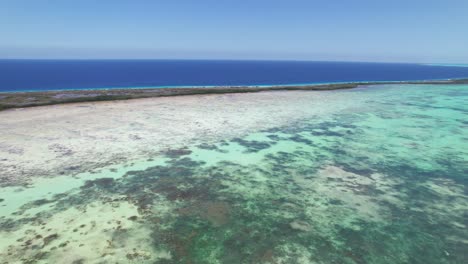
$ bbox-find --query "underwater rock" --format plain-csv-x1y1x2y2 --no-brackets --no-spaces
204,202,230,226
289,221,312,232
42,233,58,247
31,198,53,206
231,138,272,152
176,201,230,227
65,165,81,171
81,177,115,189
126,249,151,260
164,148,192,158
197,143,220,151
289,135,313,145
71,259,85,264
128,215,138,221
266,134,281,141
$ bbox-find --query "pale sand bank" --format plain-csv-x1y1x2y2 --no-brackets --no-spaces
0,89,367,186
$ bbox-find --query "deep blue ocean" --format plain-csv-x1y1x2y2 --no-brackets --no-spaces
1,60,468,92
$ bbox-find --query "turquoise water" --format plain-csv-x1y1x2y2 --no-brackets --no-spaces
0,84,467,263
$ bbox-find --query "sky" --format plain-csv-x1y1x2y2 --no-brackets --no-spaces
1,0,467,63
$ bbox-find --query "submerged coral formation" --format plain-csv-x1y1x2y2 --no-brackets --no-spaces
0,84,467,263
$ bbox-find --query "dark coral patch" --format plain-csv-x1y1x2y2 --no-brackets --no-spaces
196,143,226,153
289,135,314,145
163,148,192,158
81,178,115,189
42,234,58,247
231,138,272,153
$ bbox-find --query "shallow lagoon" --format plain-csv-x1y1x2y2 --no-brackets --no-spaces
0,84,467,263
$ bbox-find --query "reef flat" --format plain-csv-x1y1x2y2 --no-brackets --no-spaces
0,84,467,263
1,79,468,111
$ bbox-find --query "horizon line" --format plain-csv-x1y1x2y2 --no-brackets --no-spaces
1,58,463,65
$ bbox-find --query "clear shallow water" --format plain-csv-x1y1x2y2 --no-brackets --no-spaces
0,84,467,263
2,60,468,91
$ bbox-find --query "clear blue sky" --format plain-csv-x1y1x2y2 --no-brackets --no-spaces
1,0,467,63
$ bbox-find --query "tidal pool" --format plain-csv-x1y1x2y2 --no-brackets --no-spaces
0,84,467,263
